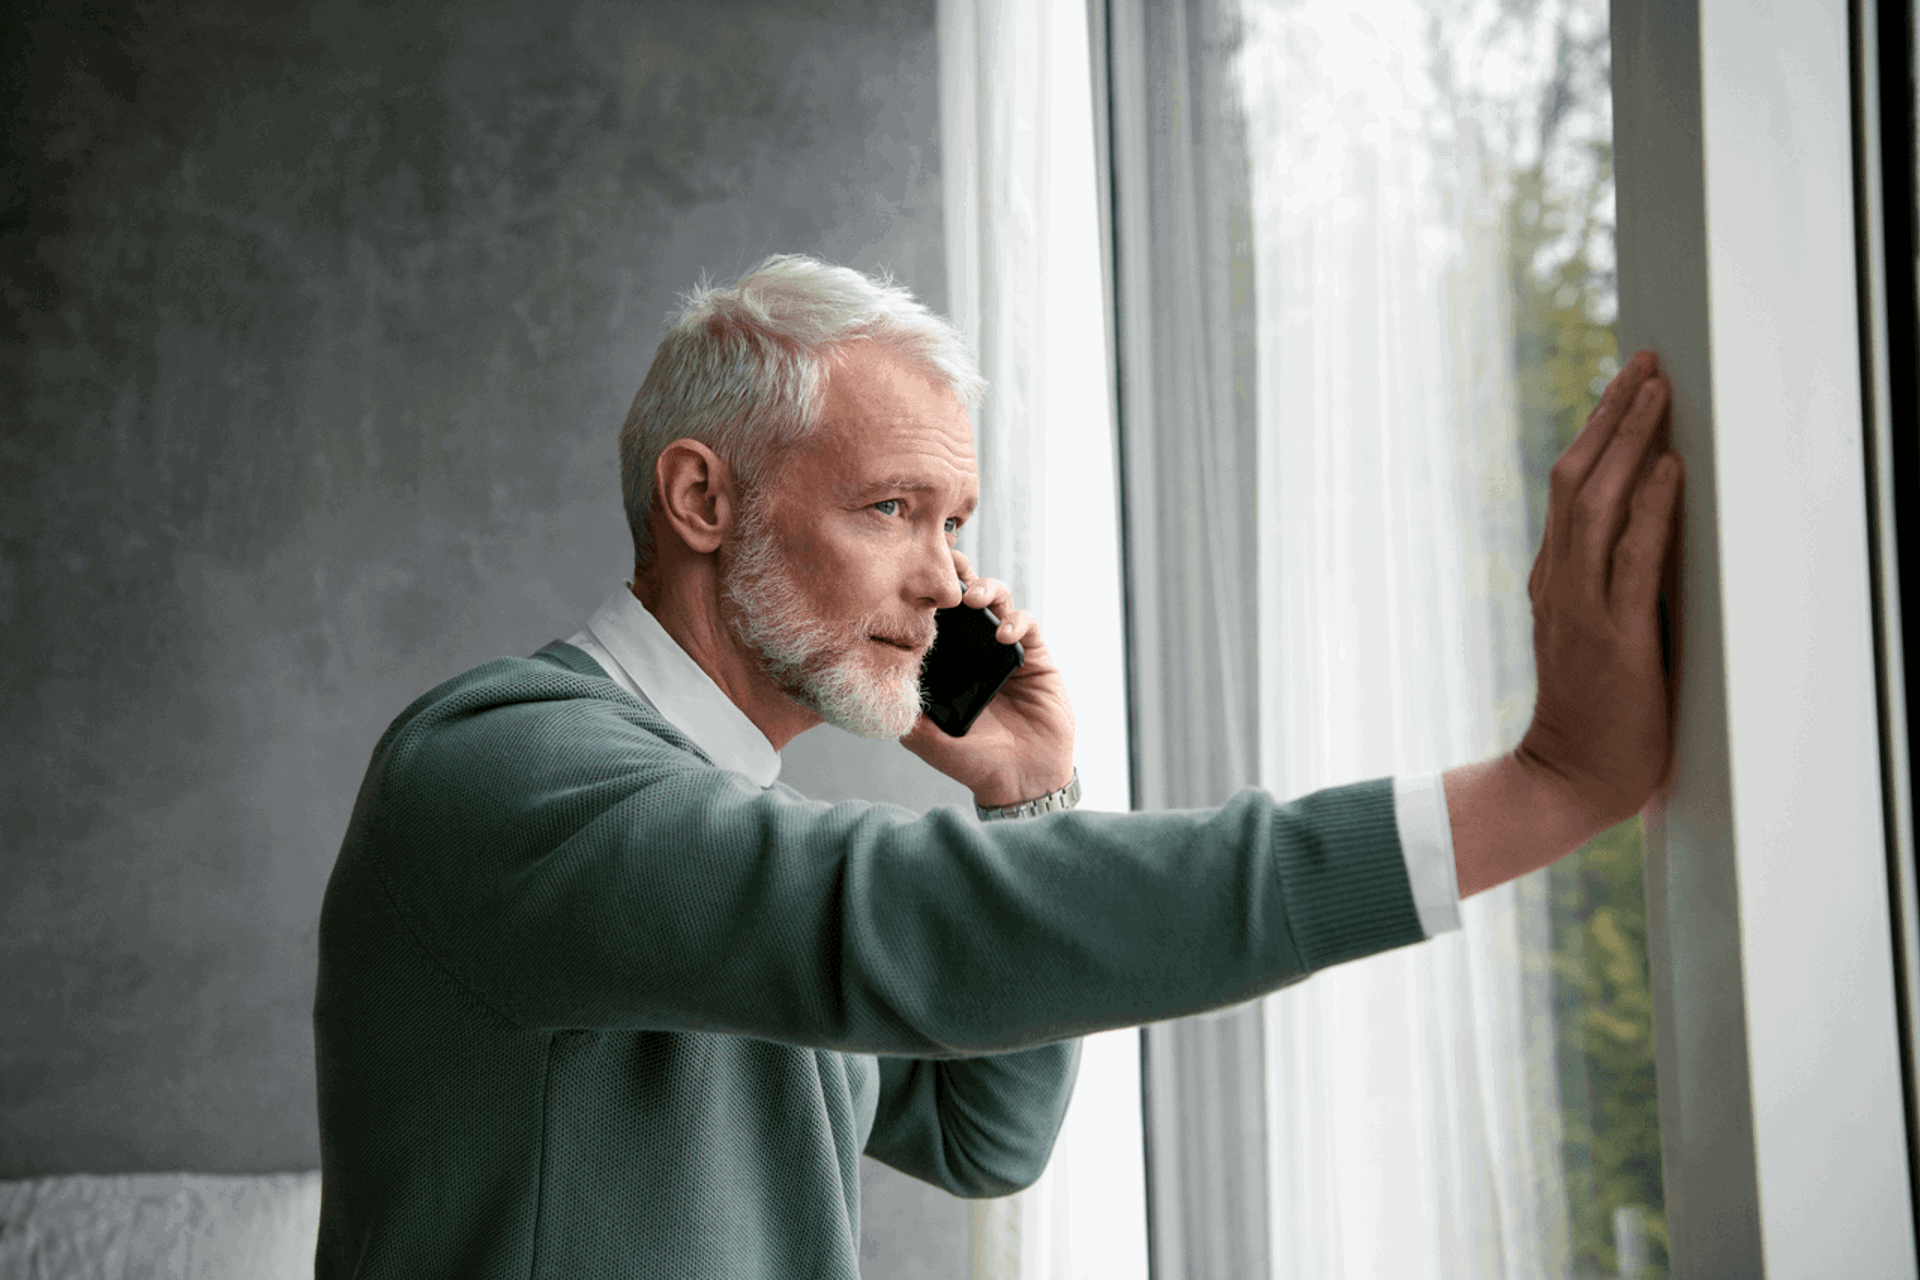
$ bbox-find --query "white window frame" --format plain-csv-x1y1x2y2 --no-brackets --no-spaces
1611,0,1918,1272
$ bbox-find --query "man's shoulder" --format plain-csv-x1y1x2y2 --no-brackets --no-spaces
381,643,607,732
374,642,708,777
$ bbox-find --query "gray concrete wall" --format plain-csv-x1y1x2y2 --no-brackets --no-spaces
1,0,969,1270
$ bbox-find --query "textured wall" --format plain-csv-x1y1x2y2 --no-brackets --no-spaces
2,0,969,1268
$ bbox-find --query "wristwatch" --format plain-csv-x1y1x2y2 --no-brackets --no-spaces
975,769,1081,822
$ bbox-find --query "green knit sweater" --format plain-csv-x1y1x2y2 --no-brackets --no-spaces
313,642,1424,1278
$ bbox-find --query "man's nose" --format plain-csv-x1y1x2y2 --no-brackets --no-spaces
915,544,965,609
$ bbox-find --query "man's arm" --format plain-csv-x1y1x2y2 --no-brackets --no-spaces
354,679,1420,1053
1448,350,1683,896
865,1044,1082,1198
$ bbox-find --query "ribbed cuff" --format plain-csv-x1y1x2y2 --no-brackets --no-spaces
1271,777,1426,971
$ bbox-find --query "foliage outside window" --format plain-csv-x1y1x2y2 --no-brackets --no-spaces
1496,4,1667,1274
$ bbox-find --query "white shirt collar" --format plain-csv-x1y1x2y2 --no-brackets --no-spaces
564,586,782,788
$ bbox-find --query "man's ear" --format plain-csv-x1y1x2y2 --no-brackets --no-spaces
653,439,735,556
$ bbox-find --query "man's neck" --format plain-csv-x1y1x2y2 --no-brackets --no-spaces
628,572,821,751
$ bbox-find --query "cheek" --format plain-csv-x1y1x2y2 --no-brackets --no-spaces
793,529,906,611
771,524,842,580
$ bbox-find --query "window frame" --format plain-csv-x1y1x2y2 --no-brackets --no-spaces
1601,0,1916,1271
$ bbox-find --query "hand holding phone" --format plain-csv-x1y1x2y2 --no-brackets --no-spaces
901,565,1075,806
920,586,1025,737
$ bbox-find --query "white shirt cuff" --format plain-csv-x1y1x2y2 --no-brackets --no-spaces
1393,772,1462,937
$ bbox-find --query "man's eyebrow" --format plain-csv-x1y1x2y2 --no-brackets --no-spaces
851,477,936,498
848,478,980,519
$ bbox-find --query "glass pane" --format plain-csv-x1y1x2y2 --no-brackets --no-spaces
1225,0,1665,1274
1495,4,1669,1273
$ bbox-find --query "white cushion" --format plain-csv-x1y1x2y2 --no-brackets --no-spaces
0,1171,320,1280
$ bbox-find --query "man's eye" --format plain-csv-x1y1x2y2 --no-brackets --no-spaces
944,517,961,535
873,499,900,516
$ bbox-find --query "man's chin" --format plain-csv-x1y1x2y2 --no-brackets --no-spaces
792,659,924,741
828,694,925,742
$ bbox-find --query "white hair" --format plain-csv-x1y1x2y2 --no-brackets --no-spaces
618,254,985,571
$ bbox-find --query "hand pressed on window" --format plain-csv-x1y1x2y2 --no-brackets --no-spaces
1448,348,1684,896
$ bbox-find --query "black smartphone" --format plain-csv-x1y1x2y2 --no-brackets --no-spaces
921,595,1025,737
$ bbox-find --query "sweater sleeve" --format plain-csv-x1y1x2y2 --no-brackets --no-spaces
353,658,1424,1053
865,1043,1082,1198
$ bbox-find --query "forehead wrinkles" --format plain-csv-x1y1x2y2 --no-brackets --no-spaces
854,416,976,471
819,394,975,478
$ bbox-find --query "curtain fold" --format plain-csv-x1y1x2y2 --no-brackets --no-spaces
1109,0,1571,1276
1243,5,1563,1267
938,2,1146,1277
1104,1,1276,1277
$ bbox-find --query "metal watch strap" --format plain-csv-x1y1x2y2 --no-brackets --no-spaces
975,769,1081,821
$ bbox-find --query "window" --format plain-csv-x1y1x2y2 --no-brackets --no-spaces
1108,0,1917,1273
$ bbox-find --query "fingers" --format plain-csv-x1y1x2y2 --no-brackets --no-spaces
1553,351,1656,493
994,608,1037,645
950,548,973,584
1609,451,1684,615
1540,350,1680,607
1546,351,1658,565
955,574,1042,649
961,575,1008,611
959,576,1030,642
1577,375,1671,584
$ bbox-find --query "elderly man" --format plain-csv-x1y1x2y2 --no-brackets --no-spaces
314,255,1681,1278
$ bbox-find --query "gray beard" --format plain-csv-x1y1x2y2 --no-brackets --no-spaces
722,511,929,740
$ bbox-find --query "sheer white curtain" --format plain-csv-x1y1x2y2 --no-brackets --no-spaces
1241,4,1566,1275
1110,0,1574,1276
937,2,1148,1278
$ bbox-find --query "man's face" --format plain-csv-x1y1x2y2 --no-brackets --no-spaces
722,345,978,739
